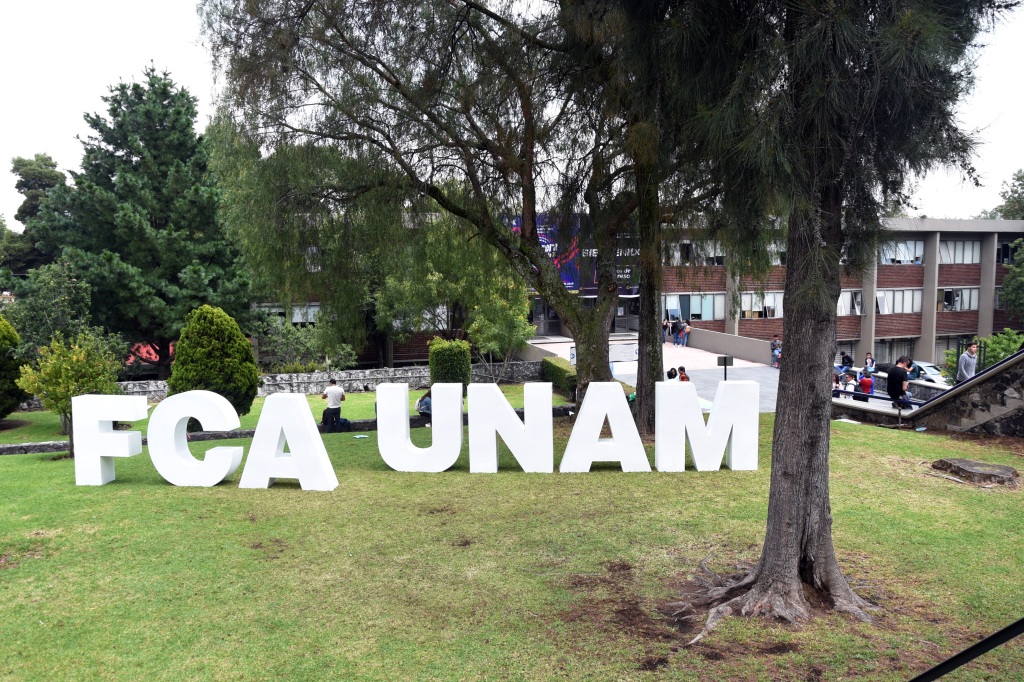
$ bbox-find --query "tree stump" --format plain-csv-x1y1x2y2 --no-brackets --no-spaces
932,458,1019,487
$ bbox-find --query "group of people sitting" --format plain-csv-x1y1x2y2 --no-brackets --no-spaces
831,351,915,409
666,366,690,381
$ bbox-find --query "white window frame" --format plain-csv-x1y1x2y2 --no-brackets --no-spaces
876,288,922,315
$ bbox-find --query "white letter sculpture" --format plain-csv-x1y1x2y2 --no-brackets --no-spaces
72,395,149,486
147,391,244,487
468,382,553,473
560,382,650,473
377,383,463,472
238,393,339,491
655,380,758,472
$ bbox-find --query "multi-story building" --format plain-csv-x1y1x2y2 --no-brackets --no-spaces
659,218,1024,364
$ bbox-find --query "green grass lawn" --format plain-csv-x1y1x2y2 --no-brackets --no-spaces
0,385,570,445
1,417,1022,680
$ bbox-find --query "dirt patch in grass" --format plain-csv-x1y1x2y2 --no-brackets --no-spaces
250,538,288,560
951,432,1024,457
423,504,455,516
0,547,43,570
0,419,30,432
560,559,685,671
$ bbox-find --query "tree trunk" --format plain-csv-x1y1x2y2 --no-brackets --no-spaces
155,341,173,380
65,413,75,459
634,161,663,434
696,188,871,633
563,306,614,403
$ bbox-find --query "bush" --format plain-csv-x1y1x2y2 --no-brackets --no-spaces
16,330,122,446
167,305,260,416
542,356,577,400
0,315,28,420
428,337,471,391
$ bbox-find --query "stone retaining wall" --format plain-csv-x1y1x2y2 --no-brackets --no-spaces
118,361,545,402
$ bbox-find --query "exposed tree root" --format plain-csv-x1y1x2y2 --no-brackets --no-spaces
670,563,876,647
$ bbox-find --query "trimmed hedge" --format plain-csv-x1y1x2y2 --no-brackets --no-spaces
0,316,27,420
428,337,471,391
167,305,260,416
542,356,577,400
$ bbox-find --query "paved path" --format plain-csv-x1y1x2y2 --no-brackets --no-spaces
529,337,781,413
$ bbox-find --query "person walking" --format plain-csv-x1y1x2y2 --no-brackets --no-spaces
320,379,347,432
957,342,979,383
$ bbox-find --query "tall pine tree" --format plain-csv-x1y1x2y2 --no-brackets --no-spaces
35,69,251,378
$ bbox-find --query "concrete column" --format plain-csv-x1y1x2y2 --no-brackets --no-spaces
725,272,740,335
855,263,876,363
919,231,940,363
979,231,998,338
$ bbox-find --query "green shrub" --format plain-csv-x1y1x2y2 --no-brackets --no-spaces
428,337,471,391
15,330,122,445
542,356,577,399
0,316,28,420
167,305,260,416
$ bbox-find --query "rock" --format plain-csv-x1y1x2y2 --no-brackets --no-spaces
1005,387,1021,400
932,458,1019,487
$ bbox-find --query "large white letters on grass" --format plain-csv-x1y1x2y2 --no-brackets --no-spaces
468,382,553,473
72,395,148,485
655,380,758,472
377,383,463,472
147,391,244,487
238,393,339,491
560,382,650,473
71,379,760,488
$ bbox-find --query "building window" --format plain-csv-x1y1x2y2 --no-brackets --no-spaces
880,240,924,264
996,286,1003,310
939,240,982,264
874,338,916,365
836,290,863,316
937,287,979,311
998,240,1020,265
689,293,726,320
876,289,922,315
740,292,783,319
663,292,727,321
769,243,787,266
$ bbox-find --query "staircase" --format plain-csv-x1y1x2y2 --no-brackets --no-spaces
911,348,1024,437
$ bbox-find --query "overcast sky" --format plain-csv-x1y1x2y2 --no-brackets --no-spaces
1,2,1023,232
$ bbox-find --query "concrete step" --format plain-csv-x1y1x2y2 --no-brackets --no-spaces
959,417,979,429
1004,397,1024,410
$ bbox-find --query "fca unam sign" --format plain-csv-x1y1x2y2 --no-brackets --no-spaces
72,381,759,490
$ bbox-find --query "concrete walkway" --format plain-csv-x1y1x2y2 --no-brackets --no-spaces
529,337,781,413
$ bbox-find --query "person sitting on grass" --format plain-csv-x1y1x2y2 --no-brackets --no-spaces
415,388,432,427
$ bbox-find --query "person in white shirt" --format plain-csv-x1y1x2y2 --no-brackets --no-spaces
320,379,346,432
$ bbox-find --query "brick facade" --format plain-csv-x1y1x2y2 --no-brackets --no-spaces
738,318,784,340
663,265,727,292
936,311,980,335
691,320,725,333
937,263,982,286
836,315,862,340
875,313,923,338
739,266,787,290
877,265,924,288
